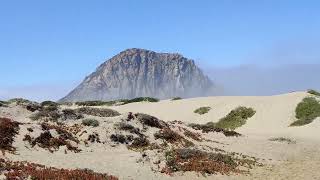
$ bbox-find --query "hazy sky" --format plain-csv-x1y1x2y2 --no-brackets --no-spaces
1,0,320,101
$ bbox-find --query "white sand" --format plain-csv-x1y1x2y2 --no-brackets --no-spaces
1,91,320,179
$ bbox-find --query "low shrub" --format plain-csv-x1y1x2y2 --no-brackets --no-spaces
214,107,256,130
163,148,246,175
62,109,83,120
188,122,241,137
128,136,150,149
171,97,182,101
82,119,100,127
25,129,80,153
135,113,168,129
76,107,121,117
0,100,9,107
154,128,194,147
0,118,20,153
41,101,59,107
110,134,133,144
269,137,296,144
8,98,32,105
194,107,211,115
29,108,61,122
75,101,116,106
117,122,142,136
290,97,320,126
26,102,42,112
308,89,320,96
122,97,159,104
88,133,101,143
0,158,118,180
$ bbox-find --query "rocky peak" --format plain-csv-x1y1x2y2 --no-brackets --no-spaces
60,48,215,102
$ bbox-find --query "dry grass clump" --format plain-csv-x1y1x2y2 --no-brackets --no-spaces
0,158,118,180
76,107,121,117
163,148,245,175
194,107,211,115
269,137,296,144
82,119,100,127
0,118,20,154
291,97,320,126
23,123,80,153
215,107,256,130
134,113,168,129
189,122,242,137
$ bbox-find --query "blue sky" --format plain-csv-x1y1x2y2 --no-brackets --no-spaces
1,0,320,100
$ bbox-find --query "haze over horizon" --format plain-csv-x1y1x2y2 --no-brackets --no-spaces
1,0,320,101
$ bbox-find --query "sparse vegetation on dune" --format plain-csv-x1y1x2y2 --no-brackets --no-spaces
171,97,182,101
122,97,159,104
8,98,33,105
154,128,194,147
291,97,320,126
194,106,211,115
23,122,81,153
163,148,257,175
0,100,9,107
269,137,296,144
40,100,59,107
76,107,121,117
0,158,118,180
215,107,256,130
189,122,242,137
134,113,168,129
308,89,320,96
0,118,20,153
75,100,123,106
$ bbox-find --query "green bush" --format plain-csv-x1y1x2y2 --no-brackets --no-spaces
171,97,182,101
194,107,211,115
308,89,320,96
290,97,320,126
40,101,58,107
0,100,9,107
76,107,121,117
82,119,100,127
215,107,256,130
122,97,159,104
8,98,32,105
75,101,118,106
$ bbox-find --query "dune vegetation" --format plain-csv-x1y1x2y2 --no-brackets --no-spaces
308,89,320,96
194,107,211,115
215,107,256,130
291,97,320,126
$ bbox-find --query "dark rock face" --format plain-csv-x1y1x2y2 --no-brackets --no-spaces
60,48,214,102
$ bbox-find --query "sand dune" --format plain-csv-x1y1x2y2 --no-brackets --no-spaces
1,91,320,179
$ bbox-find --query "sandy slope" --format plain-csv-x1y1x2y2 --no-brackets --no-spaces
1,91,320,180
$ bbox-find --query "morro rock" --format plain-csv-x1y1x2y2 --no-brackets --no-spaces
60,48,214,102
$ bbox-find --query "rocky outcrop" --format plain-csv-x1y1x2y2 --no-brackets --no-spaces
60,48,214,102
